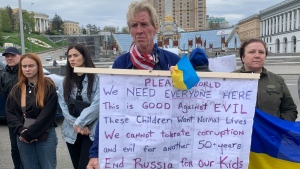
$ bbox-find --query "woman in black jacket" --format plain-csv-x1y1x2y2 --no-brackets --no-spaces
6,53,58,169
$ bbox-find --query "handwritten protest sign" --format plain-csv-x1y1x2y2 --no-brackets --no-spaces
209,55,237,72
98,73,258,169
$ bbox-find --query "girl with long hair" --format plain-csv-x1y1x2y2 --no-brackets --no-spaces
58,44,100,169
6,53,58,169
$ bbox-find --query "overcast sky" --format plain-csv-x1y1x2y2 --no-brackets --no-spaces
2,0,284,29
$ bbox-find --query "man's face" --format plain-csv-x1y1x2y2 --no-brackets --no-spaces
5,53,21,67
129,11,158,53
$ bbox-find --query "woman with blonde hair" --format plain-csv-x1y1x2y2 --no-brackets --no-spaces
6,53,58,169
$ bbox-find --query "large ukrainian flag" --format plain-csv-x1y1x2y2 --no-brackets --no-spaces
249,108,300,168
171,54,199,90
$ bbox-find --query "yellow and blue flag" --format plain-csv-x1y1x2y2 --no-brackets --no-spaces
171,54,200,90
249,108,300,168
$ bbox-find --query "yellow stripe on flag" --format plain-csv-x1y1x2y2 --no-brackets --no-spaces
171,65,187,90
249,152,300,169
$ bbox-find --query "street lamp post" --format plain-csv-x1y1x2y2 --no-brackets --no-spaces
58,30,64,50
23,20,32,52
18,0,25,54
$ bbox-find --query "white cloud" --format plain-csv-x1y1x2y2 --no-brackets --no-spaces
1,0,284,29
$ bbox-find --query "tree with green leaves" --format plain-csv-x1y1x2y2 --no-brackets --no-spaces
209,21,221,30
0,32,4,47
22,10,35,32
103,25,118,33
0,7,11,32
51,13,64,34
121,26,128,33
82,28,87,34
86,24,100,34
5,6,15,32
10,9,35,33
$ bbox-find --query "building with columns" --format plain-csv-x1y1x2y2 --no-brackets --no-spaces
148,0,207,31
260,0,300,53
12,9,49,33
34,12,49,33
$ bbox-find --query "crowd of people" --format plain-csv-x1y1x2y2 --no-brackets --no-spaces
0,0,298,169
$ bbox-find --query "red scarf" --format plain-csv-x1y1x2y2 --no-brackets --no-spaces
130,44,155,70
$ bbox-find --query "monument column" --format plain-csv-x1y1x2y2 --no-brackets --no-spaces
283,13,286,32
291,10,295,30
275,16,278,33
39,18,42,32
296,9,300,29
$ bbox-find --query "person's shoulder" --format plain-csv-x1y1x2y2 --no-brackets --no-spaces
158,49,180,63
159,48,179,57
45,77,56,88
264,69,285,81
113,52,131,68
115,52,130,60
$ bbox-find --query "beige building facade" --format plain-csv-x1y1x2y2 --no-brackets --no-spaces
148,0,206,31
62,20,80,35
237,14,261,44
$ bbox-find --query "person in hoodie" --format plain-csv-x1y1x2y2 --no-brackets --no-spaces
189,48,211,72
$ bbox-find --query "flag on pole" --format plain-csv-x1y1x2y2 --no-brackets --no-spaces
171,54,199,90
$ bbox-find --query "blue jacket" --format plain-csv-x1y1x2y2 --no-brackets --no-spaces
89,46,180,158
58,74,100,144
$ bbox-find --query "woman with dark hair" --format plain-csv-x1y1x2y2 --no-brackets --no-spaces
58,44,100,169
233,38,298,121
6,53,58,168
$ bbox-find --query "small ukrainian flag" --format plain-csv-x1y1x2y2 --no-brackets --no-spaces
171,54,200,90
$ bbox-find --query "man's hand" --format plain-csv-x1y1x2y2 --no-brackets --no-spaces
169,66,175,74
86,158,100,169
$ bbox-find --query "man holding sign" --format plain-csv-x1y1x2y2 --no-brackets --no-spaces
87,1,180,168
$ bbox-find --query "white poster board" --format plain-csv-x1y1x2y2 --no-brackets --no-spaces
209,55,237,72
98,74,258,169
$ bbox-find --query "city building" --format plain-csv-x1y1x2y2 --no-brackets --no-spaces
148,0,206,31
48,20,80,35
260,0,300,53
33,12,49,33
237,14,261,44
62,20,80,35
206,16,229,30
12,9,49,33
